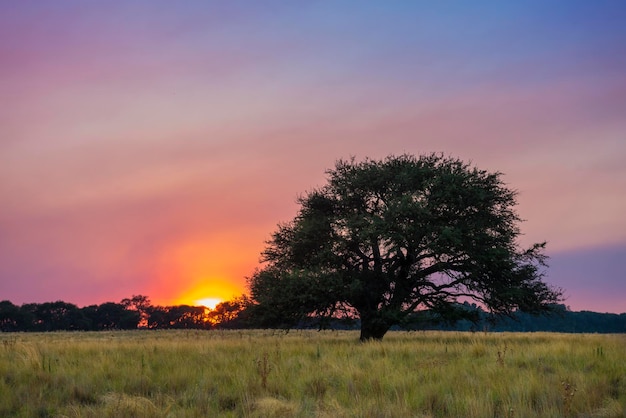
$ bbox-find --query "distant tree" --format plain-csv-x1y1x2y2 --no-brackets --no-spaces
0,300,26,332
146,305,208,329
208,295,251,328
167,305,208,329
23,301,89,331
146,306,168,329
248,154,563,340
121,295,152,327
83,302,140,330
80,305,99,330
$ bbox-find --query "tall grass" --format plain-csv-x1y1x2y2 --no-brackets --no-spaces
0,330,624,417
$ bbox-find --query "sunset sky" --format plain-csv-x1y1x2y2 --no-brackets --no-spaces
1,1,625,313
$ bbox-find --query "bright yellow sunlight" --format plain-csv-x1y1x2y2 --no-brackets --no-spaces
175,277,242,309
195,297,222,310
161,237,252,308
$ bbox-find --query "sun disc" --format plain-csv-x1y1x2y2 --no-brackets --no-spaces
195,297,222,310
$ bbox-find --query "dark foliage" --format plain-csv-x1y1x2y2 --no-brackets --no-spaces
408,303,626,334
248,154,563,340
0,294,252,332
207,295,253,329
1,297,623,334
82,302,140,330
146,305,209,329
0,300,140,331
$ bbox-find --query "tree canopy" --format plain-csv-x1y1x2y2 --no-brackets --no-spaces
248,154,563,340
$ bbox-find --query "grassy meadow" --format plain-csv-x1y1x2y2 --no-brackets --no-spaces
0,330,624,417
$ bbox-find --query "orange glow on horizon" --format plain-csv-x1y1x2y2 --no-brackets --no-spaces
174,277,243,307
195,297,222,309
148,232,263,307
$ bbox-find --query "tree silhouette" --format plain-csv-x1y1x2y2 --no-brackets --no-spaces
83,302,140,330
121,295,151,327
248,154,562,340
146,305,208,329
0,300,26,332
21,301,89,331
208,295,251,328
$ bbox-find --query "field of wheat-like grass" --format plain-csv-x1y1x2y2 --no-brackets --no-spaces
1,330,624,417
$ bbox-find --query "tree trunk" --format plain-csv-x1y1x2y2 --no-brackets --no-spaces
359,311,392,341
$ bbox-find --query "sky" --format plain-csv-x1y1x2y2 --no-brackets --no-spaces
1,1,625,313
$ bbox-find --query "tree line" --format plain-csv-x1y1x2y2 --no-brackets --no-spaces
406,303,626,334
1,296,624,333
0,295,250,332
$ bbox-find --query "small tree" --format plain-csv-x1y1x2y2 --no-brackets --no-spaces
0,300,26,332
248,154,562,340
121,295,152,327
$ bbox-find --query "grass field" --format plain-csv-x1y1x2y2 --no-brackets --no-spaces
0,330,624,417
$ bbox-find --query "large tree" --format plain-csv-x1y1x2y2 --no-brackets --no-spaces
248,154,562,340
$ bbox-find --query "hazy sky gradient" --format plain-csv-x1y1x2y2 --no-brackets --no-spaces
1,1,625,312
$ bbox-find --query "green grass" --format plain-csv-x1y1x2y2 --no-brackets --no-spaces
1,330,625,417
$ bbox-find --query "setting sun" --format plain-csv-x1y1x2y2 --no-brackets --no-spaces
195,297,222,310
153,235,257,309
173,275,243,309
